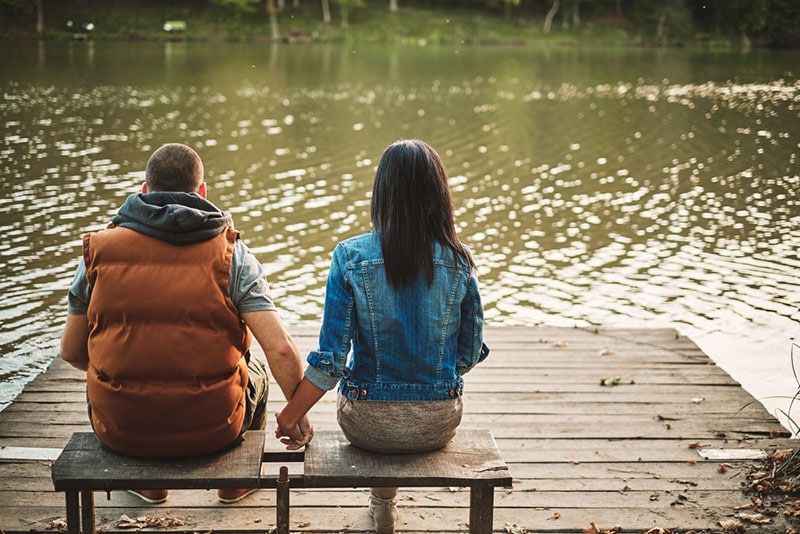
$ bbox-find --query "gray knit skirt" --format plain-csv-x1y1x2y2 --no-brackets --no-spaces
337,394,463,454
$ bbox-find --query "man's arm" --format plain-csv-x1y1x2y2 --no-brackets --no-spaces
61,313,90,371
241,310,313,448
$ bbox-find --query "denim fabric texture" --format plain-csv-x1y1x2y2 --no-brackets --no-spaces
305,232,489,402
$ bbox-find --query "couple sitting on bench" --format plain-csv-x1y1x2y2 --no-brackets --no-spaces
59,139,490,534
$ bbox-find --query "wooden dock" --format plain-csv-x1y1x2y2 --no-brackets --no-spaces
0,326,795,533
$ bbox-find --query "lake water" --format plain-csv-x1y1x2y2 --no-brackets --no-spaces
1,41,799,431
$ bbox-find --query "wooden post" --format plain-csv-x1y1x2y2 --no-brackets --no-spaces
80,490,95,534
276,466,290,534
65,491,80,534
469,486,493,534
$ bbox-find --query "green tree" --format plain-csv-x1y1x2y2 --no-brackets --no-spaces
630,0,693,46
0,0,43,34
321,0,331,23
211,0,259,8
695,0,768,49
763,0,800,47
543,0,559,33
267,0,283,40
335,0,364,28
505,0,521,19
211,0,283,40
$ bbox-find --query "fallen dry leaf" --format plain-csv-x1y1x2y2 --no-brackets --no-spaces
772,449,793,463
644,529,672,534
718,519,745,533
582,522,621,534
600,376,621,386
504,523,527,534
547,512,561,520
46,518,67,531
552,341,569,348
737,512,771,524
116,514,186,529
786,499,800,517
718,463,728,474
687,441,704,449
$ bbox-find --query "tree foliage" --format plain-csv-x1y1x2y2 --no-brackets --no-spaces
210,0,260,10
1,0,797,47
0,0,36,11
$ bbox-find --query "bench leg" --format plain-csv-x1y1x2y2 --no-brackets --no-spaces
81,490,95,534
65,491,80,534
276,466,290,534
469,487,494,534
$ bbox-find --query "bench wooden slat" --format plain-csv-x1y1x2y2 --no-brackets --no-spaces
303,429,511,488
51,432,265,491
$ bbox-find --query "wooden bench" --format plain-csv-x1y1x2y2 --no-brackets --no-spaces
51,431,268,534
52,429,511,534
302,429,512,533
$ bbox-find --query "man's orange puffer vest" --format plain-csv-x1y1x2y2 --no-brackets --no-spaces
83,225,251,457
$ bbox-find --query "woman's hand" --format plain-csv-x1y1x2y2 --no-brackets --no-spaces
274,377,326,450
275,412,313,450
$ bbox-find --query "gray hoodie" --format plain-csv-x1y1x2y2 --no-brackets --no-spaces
112,192,233,245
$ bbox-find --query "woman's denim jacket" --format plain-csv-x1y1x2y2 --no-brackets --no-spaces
305,232,489,402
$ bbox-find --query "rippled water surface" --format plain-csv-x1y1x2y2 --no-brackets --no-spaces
2,42,799,427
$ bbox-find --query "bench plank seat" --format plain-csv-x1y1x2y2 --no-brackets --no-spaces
52,432,266,534
304,429,511,488
52,431,265,491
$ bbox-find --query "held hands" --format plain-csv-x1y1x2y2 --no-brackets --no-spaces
274,412,313,450
274,377,325,450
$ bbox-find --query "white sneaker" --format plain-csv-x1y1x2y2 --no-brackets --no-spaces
368,494,398,534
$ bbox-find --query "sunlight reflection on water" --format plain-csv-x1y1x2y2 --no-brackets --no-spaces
1,43,799,430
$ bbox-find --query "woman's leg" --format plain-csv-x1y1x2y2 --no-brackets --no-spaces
369,486,399,534
337,396,463,532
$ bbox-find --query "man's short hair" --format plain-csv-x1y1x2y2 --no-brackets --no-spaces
145,143,204,192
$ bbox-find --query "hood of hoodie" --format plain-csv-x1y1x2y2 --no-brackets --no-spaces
111,192,234,246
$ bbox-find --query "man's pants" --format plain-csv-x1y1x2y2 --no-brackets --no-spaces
241,357,269,435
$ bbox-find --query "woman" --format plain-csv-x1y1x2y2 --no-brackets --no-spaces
276,139,489,534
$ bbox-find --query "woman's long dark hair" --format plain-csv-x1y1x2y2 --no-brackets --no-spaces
371,139,475,288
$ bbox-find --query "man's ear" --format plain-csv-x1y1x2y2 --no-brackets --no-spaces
198,182,207,199
141,182,148,194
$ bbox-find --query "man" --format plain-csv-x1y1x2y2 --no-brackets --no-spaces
60,143,312,504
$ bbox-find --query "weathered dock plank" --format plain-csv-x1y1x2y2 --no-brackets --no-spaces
0,326,794,533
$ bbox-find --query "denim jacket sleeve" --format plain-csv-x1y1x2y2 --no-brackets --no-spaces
305,244,354,391
456,267,489,375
